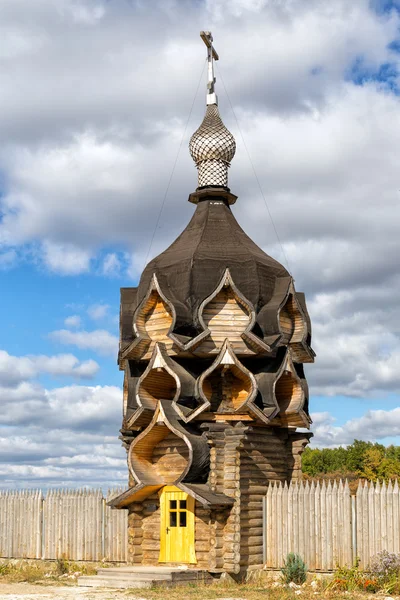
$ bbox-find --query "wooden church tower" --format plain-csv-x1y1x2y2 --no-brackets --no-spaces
110,32,315,574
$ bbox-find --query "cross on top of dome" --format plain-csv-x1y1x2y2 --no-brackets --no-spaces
200,30,219,106
189,32,236,190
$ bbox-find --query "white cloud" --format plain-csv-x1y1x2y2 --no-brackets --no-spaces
41,241,92,275
64,2,106,25
0,0,400,487
87,303,109,320
0,249,18,270
0,350,99,386
0,382,125,488
49,328,118,356
102,252,121,276
311,408,400,448
64,314,81,328
0,382,121,429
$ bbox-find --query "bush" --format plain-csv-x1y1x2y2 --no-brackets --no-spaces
369,550,400,594
369,549,400,577
281,552,307,585
329,552,400,595
330,564,364,592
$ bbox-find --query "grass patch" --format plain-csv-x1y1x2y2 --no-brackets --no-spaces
126,580,374,599
0,558,99,584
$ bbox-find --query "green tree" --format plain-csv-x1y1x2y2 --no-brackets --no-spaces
302,440,400,483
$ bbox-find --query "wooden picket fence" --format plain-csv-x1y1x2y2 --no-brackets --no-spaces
264,479,400,570
0,488,127,562
2,481,400,569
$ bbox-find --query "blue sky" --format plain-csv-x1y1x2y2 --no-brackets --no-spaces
1,0,400,488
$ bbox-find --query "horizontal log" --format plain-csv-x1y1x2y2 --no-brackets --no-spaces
240,486,269,495
239,516,263,526
240,558,263,567
195,541,210,552
142,552,159,561
240,526,263,536
223,551,240,561
209,548,224,557
222,533,241,543
223,524,241,535
240,457,289,466
240,535,264,546
142,540,160,551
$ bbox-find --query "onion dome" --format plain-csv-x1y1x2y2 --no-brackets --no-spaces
189,105,236,188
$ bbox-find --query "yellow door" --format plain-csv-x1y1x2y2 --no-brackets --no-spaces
159,486,197,564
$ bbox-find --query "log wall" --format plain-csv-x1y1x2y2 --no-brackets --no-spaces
239,427,290,568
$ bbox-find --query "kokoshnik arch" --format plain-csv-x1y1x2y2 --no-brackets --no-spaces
109,32,316,574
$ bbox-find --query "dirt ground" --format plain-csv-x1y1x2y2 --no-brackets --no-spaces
0,582,394,600
0,584,144,600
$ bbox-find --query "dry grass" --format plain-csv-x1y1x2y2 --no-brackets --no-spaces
0,562,396,599
0,558,98,584
126,580,385,600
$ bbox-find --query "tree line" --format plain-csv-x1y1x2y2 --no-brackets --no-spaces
302,440,400,482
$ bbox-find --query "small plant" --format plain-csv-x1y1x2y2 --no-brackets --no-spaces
369,549,400,576
281,552,307,585
0,563,11,576
363,577,379,592
329,564,364,592
369,550,400,594
56,556,70,575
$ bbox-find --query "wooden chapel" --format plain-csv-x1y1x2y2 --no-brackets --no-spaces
109,32,315,574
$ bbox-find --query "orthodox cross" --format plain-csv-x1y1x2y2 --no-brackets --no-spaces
200,31,219,106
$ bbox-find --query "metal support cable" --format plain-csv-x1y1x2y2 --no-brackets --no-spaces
143,58,207,269
216,64,292,275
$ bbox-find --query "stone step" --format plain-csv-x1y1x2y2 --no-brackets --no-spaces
78,567,212,589
78,576,153,589
95,571,173,580
96,566,189,575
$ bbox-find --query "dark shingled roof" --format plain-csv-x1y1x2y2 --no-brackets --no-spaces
135,196,289,334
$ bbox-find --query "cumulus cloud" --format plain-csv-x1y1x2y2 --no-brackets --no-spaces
48,328,118,356
0,382,121,428
0,0,398,272
1,0,400,487
64,315,81,328
41,241,93,275
102,252,121,277
311,408,400,448
0,249,18,270
0,350,99,386
0,382,125,488
87,303,109,320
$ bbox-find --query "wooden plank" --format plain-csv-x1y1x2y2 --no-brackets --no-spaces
394,480,399,554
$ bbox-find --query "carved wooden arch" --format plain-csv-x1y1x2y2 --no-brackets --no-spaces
273,349,311,428
196,339,270,424
125,342,191,429
277,282,314,363
121,274,177,360
128,403,190,486
197,268,272,354
128,400,209,487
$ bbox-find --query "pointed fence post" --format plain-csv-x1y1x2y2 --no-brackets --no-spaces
394,480,399,554
351,481,357,567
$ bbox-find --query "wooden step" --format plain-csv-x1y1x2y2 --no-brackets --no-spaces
78,566,212,589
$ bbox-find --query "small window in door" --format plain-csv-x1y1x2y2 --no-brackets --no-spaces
170,511,177,527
